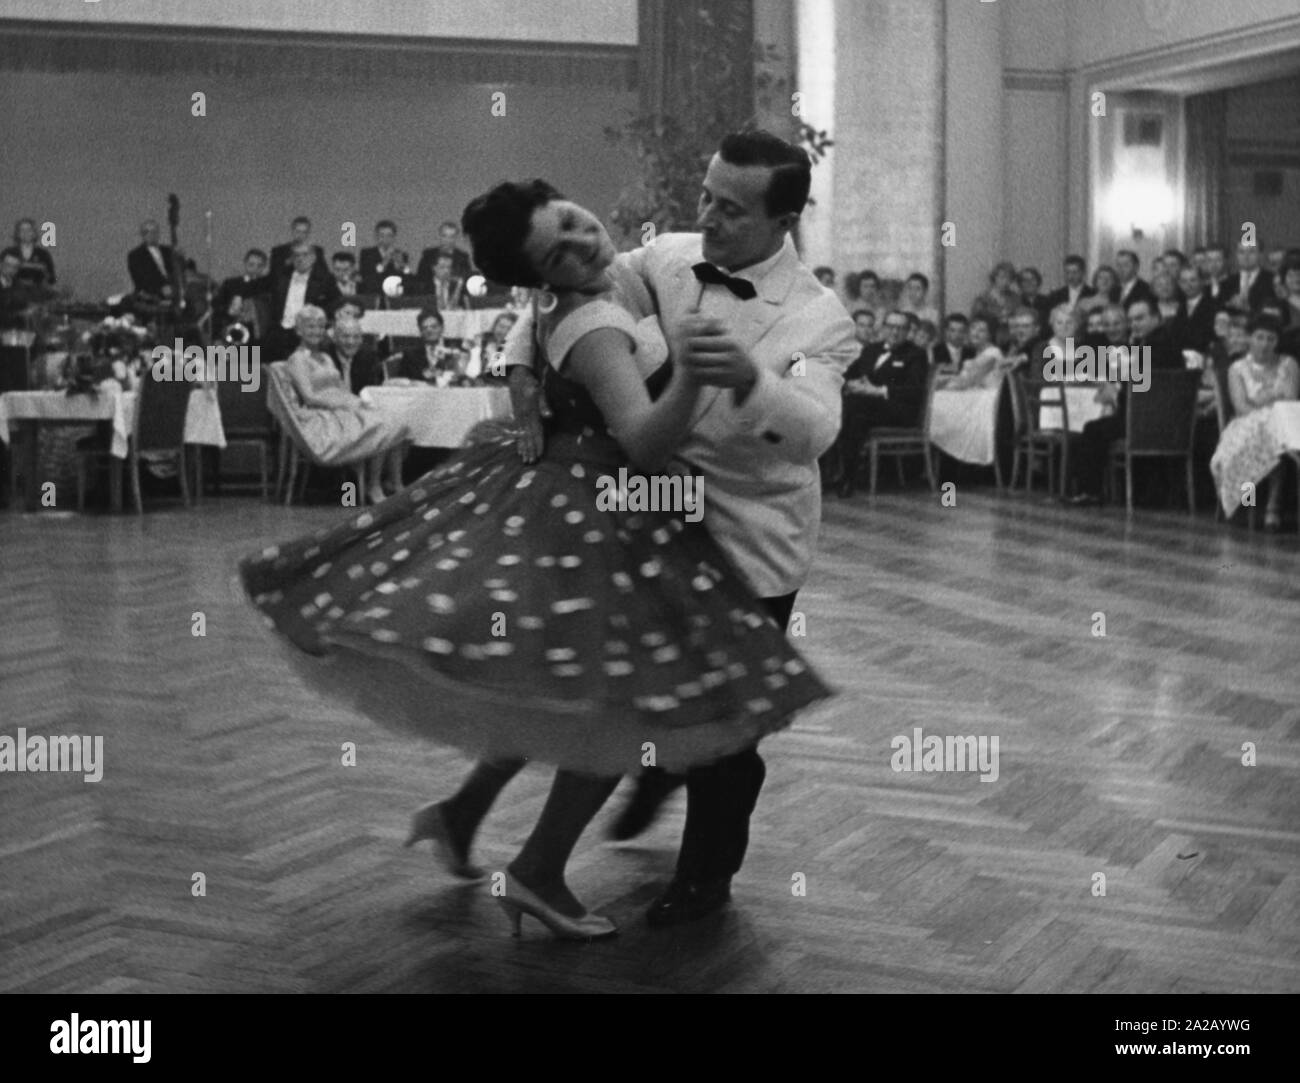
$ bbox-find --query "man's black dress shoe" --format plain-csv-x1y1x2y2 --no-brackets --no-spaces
646,878,732,927
608,772,685,841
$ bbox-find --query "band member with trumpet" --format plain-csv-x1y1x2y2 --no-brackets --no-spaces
359,220,413,295
214,248,272,342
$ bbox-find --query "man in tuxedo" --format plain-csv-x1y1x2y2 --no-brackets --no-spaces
127,219,176,298
1069,297,1184,505
358,220,413,295
213,248,271,340
416,220,474,286
444,129,856,927
1224,243,1275,314
1003,307,1046,375
330,251,360,297
264,242,341,360
1045,255,1096,313
269,216,327,281
425,253,465,311
834,309,927,497
1173,265,1216,352
392,309,462,383
1201,244,1232,308
937,313,974,373
327,314,382,394
1115,250,1155,311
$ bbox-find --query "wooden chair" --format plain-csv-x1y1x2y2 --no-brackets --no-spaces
1010,371,1070,497
216,364,274,500
1105,370,1202,515
266,361,365,505
76,370,193,513
865,365,939,496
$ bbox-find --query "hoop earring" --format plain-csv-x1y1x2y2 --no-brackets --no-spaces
535,289,558,314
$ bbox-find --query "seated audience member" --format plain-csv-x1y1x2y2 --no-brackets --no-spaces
477,310,519,380
852,270,889,325
936,313,973,373
1046,255,1096,313
834,310,928,497
1091,264,1120,306
328,314,382,394
1174,265,1216,351
426,252,465,311
1041,303,1083,379
1,217,56,287
851,308,877,348
1001,307,1046,373
283,306,410,505
1019,267,1053,328
1088,303,1130,355
392,308,467,385
900,272,939,327
333,297,367,322
1225,243,1275,313
127,219,177,298
331,251,360,297
1084,308,1105,337
505,285,533,311
214,248,272,340
266,241,342,361
1201,243,1232,308
813,266,836,290
269,216,327,281
1151,268,1184,323
911,319,940,367
1199,312,1249,418
1160,249,1189,276
417,220,474,284
937,316,1003,390
1126,297,1184,372
971,261,1020,337
1115,249,1156,311
1279,260,1300,353
359,220,411,294
1210,314,1300,530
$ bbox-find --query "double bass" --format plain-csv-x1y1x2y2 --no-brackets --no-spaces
165,193,212,333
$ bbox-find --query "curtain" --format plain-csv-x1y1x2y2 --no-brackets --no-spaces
1184,90,1227,248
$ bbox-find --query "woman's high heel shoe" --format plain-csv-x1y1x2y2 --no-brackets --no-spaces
497,877,618,941
404,802,485,880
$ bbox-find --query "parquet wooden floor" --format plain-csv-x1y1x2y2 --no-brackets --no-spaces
1,489,1297,993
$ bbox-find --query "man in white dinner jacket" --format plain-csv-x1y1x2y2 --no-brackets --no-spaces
438,129,857,927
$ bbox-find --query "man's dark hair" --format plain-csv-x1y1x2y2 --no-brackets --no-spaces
944,313,970,328
375,219,397,233
851,308,875,322
717,129,812,218
331,251,356,265
416,307,443,329
1116,249,1139,265
858,269,880,286
906,272,930,292
1162,248,1187,264
1204,242,1226,257
244,248,268,262
1020,266,1042,287
462,179,564,288
291,216,311,229
440,220,459,233
813,265,835,279
1126,297,1157,320
1064,254,1086,270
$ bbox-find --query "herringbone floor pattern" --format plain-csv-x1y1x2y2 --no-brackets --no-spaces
1,489,1297,992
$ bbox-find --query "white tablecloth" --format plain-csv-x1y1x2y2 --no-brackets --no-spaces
360,308,507,341
929,387,1001,465
360,385,512,448
1038,384,1112,433
0,383,228,458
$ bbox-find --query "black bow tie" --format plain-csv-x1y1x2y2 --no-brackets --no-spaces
692,262,757,300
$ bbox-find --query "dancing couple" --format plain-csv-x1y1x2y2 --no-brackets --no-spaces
241,129,857,939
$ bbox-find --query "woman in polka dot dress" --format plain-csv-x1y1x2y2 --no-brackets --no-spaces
240,181,831,939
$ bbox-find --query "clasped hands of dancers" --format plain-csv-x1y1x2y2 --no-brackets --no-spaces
242,129,858,940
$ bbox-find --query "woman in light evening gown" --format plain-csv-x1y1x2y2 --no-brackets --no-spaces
240,181,831,940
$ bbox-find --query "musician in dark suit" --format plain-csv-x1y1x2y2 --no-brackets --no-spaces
127,219,177,297
264,242,342,360
1,218,56,287
358,220,416,295
1114,250,1156,311
327,314,383,394
835,310,928,496
1045,254,1098,313
424,252,465,311
213,249,272,339
1224,244,1276,314
416,220,474,286
269,216,327,281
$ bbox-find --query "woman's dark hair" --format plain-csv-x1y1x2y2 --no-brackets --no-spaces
461,179,563,288
1247,313,1283,338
